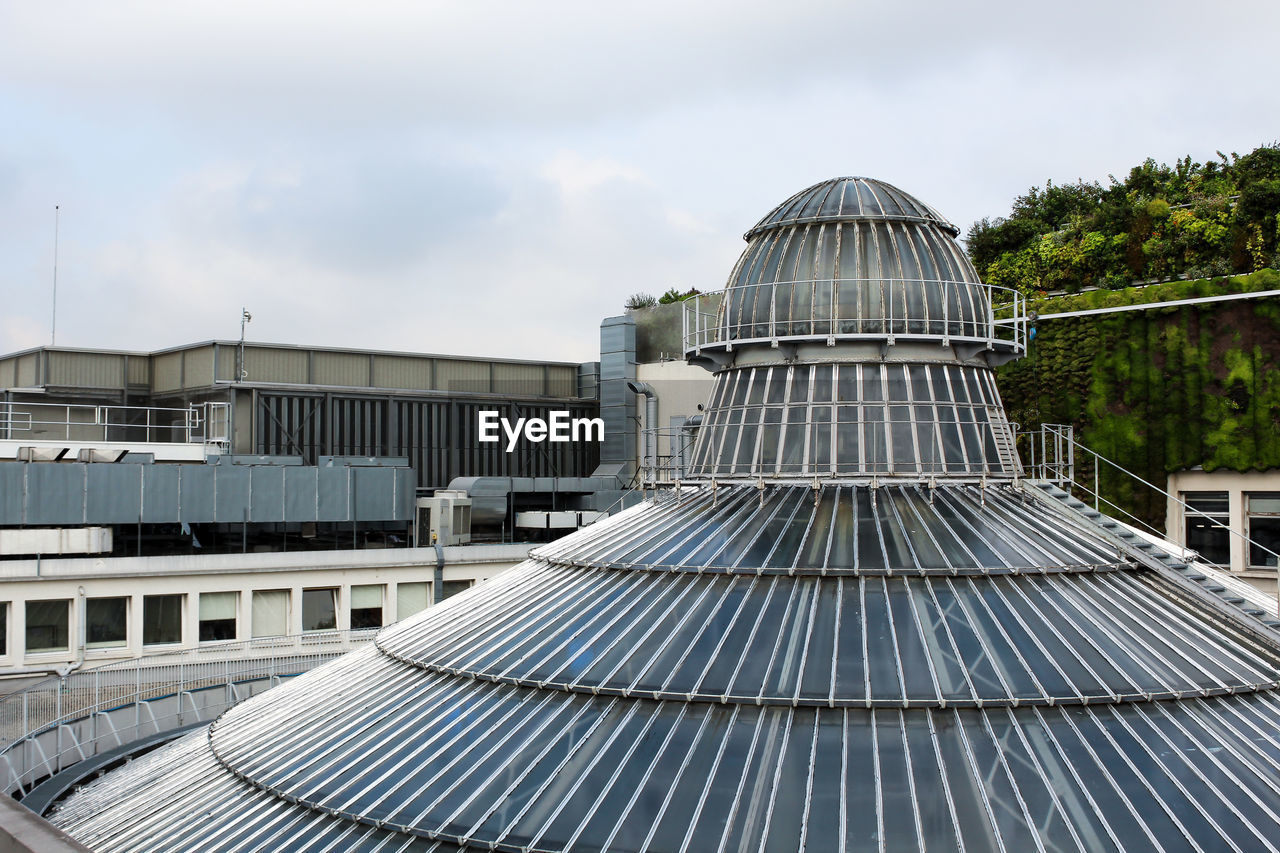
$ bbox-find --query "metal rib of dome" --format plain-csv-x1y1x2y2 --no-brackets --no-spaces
50,179,1280,853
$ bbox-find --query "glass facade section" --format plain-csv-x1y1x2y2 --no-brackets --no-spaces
302,587,338,631
143,594,182,645
25,599,69,653
691,362,1016,478
85,597,127,649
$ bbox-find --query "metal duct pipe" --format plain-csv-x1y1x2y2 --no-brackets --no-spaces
626,381,658,479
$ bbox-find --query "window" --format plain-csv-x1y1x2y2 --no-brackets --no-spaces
199,592,237,642
397,582,428,621
441,580,473,601
1183,492,1230,565
302,588,338,632
86,597,128,649
0,602,7,656
1247,492,1280,569
252,589,290,638
26,599,70,653
350,585,384,630
143,595,183,645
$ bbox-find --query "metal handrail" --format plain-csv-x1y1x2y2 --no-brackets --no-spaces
683,278,1027,355
0,400,229,446
1020,424,1280,605
0,628,377,795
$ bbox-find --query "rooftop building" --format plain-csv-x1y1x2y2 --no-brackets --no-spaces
40,178,1280,851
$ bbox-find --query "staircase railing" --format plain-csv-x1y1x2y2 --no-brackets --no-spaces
1018,423,1280,605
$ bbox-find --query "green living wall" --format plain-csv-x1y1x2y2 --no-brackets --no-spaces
994,269,1280,530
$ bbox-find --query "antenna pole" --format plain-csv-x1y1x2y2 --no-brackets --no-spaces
51,205,60,347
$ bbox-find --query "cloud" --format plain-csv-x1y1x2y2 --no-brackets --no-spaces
0,0,1277,365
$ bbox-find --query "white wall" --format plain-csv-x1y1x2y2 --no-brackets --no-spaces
0,544,530,674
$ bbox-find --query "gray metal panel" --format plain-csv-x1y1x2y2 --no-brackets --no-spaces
249,466,285,523
353,468,392,520
85,465,141,524
141,466,180,523
317,467,350,522
395,468,415,519
178,466,216,521
284,467,319,522
26,465,86,524
0,465,25,524
214,465,251,523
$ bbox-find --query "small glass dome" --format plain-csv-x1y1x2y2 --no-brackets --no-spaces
721,177,993,346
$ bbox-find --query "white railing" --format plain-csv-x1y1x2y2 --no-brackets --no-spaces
684,278,1027,355
0,401,229,447
0,628,376,796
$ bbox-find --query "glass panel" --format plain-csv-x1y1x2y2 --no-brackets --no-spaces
397,582,429,620
26,599,70,652
1184,491,1229,514
789,365,811,403
143,594,182,645
252,589,290,638
441,580,472,600
302,588,338,632
761,713,818,852
877,711,921,849
86,597,127,648
1249,506,1280,568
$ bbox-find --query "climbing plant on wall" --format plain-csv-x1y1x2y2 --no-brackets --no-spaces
995,269,1280,530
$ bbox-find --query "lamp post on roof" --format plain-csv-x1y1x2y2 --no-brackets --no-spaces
237,308,252,382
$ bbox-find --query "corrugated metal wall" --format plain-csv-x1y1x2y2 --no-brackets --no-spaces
255,393,599,488
47,352,125,388
183,346,216,388
152,353,183,393
314,352,369,387
244,347,308,384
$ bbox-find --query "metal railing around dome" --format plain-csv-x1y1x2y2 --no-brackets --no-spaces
683,278,1027,356
0,628,377,798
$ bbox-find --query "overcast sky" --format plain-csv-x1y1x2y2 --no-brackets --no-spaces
1,0,1276,363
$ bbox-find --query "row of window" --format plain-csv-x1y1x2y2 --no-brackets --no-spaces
0,580,473,658
1183,491,1280,568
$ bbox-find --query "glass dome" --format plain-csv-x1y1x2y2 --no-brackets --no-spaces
719,177,994,347
49,180,1280,853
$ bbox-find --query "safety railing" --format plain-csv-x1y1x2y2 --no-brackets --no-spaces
1017,423,1280,605
1017,423,1076,486
0,401,230,447
0,628,376,796
684,278,1027,356
638,425,698,486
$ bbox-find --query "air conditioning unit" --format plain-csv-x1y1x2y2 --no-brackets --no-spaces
416,490,472,546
